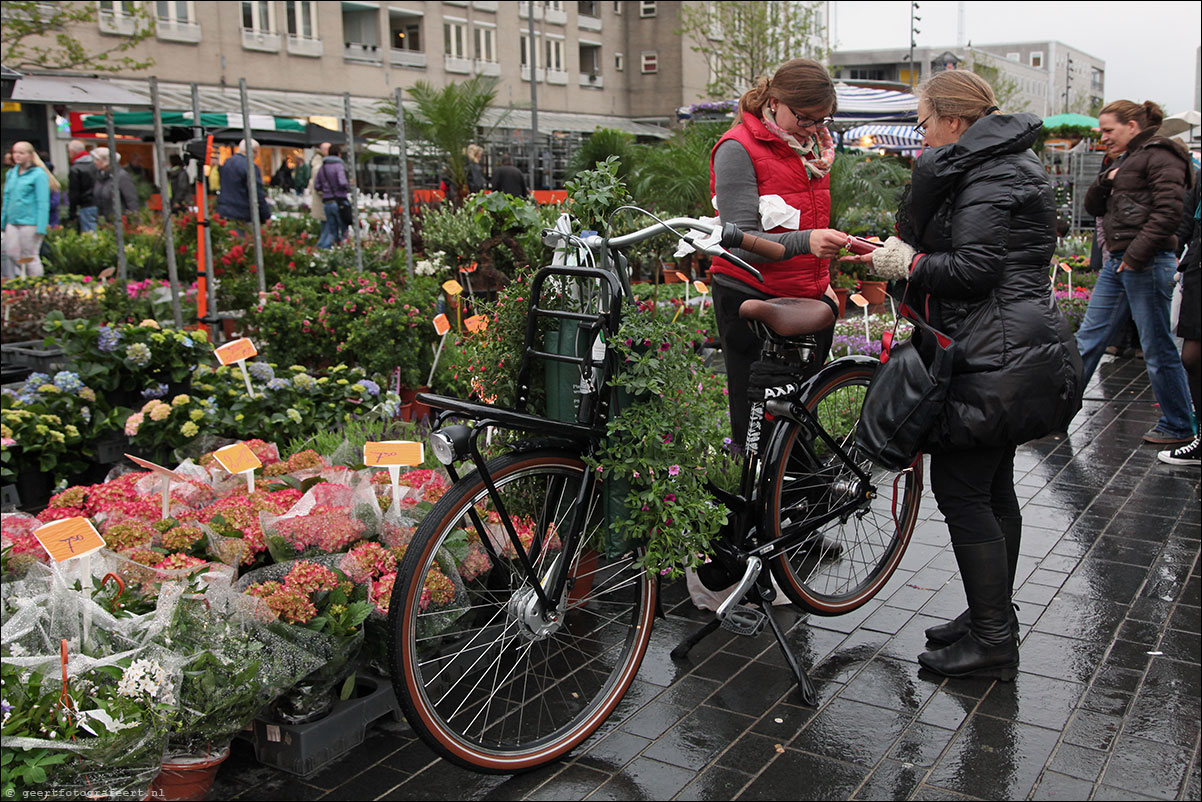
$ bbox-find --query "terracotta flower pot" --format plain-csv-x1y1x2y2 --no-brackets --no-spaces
150,746,230,801
833,287,849,317
858,280,888,306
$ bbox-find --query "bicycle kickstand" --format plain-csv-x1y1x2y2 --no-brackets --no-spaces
758,600,820,706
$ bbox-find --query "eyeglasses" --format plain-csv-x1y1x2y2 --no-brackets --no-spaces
780,105,833,130
914,114,933,136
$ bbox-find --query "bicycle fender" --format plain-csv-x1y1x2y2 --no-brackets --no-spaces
763,355,878,422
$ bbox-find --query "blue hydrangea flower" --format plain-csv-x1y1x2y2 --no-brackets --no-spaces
141,383,169,399
181,336,194,348
97,326,122,353
23,373,50,393
52,371,83,394
265,377,291,392
293,373,317,392
126,343,152,367
247,361,275,382
359,379,380,397
81,406,92,423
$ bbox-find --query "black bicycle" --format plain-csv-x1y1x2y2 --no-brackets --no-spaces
386,211,923,772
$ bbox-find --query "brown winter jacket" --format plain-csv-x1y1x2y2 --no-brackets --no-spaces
1084,127,1193,270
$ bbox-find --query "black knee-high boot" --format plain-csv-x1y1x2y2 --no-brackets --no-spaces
924,516,1021,645
918,538,1020,680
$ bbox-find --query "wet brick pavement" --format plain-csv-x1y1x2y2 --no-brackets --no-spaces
213,355,1201,801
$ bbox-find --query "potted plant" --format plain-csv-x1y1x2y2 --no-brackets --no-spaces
829,269,858,317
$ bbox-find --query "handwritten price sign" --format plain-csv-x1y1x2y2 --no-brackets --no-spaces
124,454,187,482
433,313,451,336
464,315,487,333
442,279,464,297
364,441,424,466
34,518,105,563
214,338,258,365
693,280,710,294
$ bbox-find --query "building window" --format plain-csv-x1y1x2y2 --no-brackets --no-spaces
242,1,274,32
474,25,496,62
155,1,193,24
579,42,601,75
1006,52,1020,62
545,0,564,10
520,33,533,68
285,1,318,38
391,15,421,52
1030,51,1043,68
639,1,656,17
613,1,622,13
849,67,884,81
578,0,599,16
100,1,137,16
444,21,466,59
640,51,657,73
545,37,564,72
614,51,623,71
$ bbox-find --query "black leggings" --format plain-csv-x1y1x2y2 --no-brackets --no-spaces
712,279,834,448
929,445,1020,546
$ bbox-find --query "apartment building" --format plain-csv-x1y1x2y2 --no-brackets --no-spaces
5,1,731,187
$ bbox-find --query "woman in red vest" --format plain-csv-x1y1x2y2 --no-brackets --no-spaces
709,58,851,450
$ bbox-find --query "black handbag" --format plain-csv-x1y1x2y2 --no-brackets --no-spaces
855,297,955,471
337,198,354,226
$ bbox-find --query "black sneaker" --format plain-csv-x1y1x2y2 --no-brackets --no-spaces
1158,436,1201,466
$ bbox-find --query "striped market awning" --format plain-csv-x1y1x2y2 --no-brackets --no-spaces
844,124,923,150
77,112,307,131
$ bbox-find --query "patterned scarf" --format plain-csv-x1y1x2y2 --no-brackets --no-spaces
761,106,836,179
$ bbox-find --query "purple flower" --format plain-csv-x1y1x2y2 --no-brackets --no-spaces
98,325,122,353
668,465,680,476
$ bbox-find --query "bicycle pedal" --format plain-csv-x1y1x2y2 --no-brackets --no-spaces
720,604,767,637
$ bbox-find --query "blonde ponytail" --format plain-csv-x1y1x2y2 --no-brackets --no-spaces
32,151,61,193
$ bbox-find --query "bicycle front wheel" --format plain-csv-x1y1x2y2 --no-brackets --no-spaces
764,360,922,615
388,449,657,773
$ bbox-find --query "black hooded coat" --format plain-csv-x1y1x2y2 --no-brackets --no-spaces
898,112,1084,452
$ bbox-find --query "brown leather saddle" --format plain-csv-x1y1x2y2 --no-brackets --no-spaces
739,297,837,338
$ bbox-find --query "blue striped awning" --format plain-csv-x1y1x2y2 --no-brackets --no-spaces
844,124,923,149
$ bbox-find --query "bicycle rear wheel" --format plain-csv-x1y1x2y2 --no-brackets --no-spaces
763,360,922,615
388,449,656,773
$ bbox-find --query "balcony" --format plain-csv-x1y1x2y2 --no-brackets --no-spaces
445,55,473,74
344,42,382,64
546,69,569,85
475,59,501,77
546,7,567,24
242,28,281,52
99,9,138,35
578,15,601,31
472,0,499,10
578,73,603,89
519,4,543,20
391,49,427,69
287,35,324,57
156,18,201,43
520,65,546,82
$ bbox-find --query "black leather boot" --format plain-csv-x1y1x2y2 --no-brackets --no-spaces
918,539,1020,681
925,516,1021,645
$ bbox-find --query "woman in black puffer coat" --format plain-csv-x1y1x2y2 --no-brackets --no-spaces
844,70,1082,681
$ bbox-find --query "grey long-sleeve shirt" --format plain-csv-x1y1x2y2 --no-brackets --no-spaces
712,140,813,263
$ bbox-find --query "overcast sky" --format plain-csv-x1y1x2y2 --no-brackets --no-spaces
830,1,1201,114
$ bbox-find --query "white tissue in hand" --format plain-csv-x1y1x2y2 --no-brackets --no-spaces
758,194,801,231
674,221,723,258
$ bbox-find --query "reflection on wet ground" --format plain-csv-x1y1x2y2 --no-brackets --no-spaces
214,356,1200,801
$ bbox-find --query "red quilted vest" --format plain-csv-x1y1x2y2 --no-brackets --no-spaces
708,113,831,298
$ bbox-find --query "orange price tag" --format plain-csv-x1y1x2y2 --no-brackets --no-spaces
215,338,258,365
442,279,464,296
693,280,709,294
1059,262,1073,273
124,453,187,482
464,315,487,332
462,262,478,274
849,293,870,308
212,442,263,475
674,271,689,283
98,267,116,280
34,518,105,562
433,313,451,336
363,441,424,466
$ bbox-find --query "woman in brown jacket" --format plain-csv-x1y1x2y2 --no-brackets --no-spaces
1076,100,1194,446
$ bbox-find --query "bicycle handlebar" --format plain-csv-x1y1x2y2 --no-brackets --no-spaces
572,217,765,284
